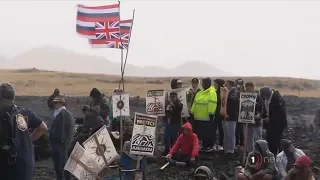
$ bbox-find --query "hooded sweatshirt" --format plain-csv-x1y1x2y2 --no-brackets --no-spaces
244,140,277,177
169,123,199,158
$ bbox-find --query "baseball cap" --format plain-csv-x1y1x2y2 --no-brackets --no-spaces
177,79,182,84
0,82,15,103
191,78,199,83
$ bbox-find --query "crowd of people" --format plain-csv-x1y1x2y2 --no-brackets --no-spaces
0,77,316,180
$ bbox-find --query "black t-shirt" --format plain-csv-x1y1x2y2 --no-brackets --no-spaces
1,106,42,180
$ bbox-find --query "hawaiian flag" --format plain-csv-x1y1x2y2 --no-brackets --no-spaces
76,4,120,39
89,19,133,49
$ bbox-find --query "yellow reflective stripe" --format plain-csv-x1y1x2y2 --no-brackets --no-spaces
208,100,217,104
195,118,210,121
194,102,208,106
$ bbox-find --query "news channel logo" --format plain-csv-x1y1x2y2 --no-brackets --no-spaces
247,151,263,167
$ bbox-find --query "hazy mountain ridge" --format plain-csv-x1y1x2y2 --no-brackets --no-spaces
1,46,230,77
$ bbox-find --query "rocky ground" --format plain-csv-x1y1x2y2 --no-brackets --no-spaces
14,95,319,180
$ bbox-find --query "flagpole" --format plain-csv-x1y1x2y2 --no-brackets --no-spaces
121,9,135,91
118,0,124,90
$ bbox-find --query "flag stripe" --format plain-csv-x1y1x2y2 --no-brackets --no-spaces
77,16,119,23
77,7,120,14
76,25,95,32
77,4,119,10
77,12,120,19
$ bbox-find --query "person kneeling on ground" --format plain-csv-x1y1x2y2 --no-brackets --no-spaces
285,155,315,180
277,139,305,180
165,122,199,166
237,140,278,180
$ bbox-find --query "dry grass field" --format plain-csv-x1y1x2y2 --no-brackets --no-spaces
1,69,320,97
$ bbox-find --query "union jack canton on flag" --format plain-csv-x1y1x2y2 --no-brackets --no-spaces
90,19,133,49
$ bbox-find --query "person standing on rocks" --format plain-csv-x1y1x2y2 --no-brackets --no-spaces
235,78,245,151
222,80,239,157
212,78,225,151
162,92,183,156
0,82,48,180
190,77,217,152
276,139,305,180
47,88,60,110
89,88,111,127
260,86,287,156
49,95,75,180
187,78,201,110
245,82,264,153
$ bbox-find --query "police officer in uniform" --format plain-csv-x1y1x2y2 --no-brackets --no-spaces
0,82,48,180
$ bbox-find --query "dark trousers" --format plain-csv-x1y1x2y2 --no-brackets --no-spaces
172,153,199,167
236,122,244,146
212,116,224,146
164,123,181,152
51,144,70,180
266,128,283,156
193,120,214,148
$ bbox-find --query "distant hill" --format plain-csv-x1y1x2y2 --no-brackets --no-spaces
4,46,230,77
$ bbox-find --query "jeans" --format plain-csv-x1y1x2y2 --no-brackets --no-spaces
212,116,224,146
236,122,244,146
246,126,262,153
51,144,70,180
164,123,181,152
222,121,237,153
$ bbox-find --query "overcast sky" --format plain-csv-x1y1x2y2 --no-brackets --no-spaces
1,1,320,79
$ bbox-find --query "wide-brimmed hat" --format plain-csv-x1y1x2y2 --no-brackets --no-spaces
53,95,65,103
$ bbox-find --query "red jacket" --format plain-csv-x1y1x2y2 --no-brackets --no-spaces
169,122,199,158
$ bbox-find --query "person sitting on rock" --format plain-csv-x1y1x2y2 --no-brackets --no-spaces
237,140,278,180
285,155,315,180
74,106,105,145
277,139,305,180
111,119,134,150
165,122,199,166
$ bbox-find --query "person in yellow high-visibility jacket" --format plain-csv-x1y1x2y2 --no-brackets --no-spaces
190,77,217,152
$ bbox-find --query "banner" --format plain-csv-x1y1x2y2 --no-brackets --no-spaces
167,88,189,118
64,142,100,180
130,112,157,156
112,93,130,117
83,126,118,172
146,89,165,116
238,92,257,124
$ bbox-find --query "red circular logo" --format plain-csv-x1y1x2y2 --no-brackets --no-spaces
247,151,262,167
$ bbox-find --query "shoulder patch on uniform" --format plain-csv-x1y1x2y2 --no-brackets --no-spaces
16,114,28,131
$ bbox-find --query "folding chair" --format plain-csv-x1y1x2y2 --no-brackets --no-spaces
118,152,146,180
